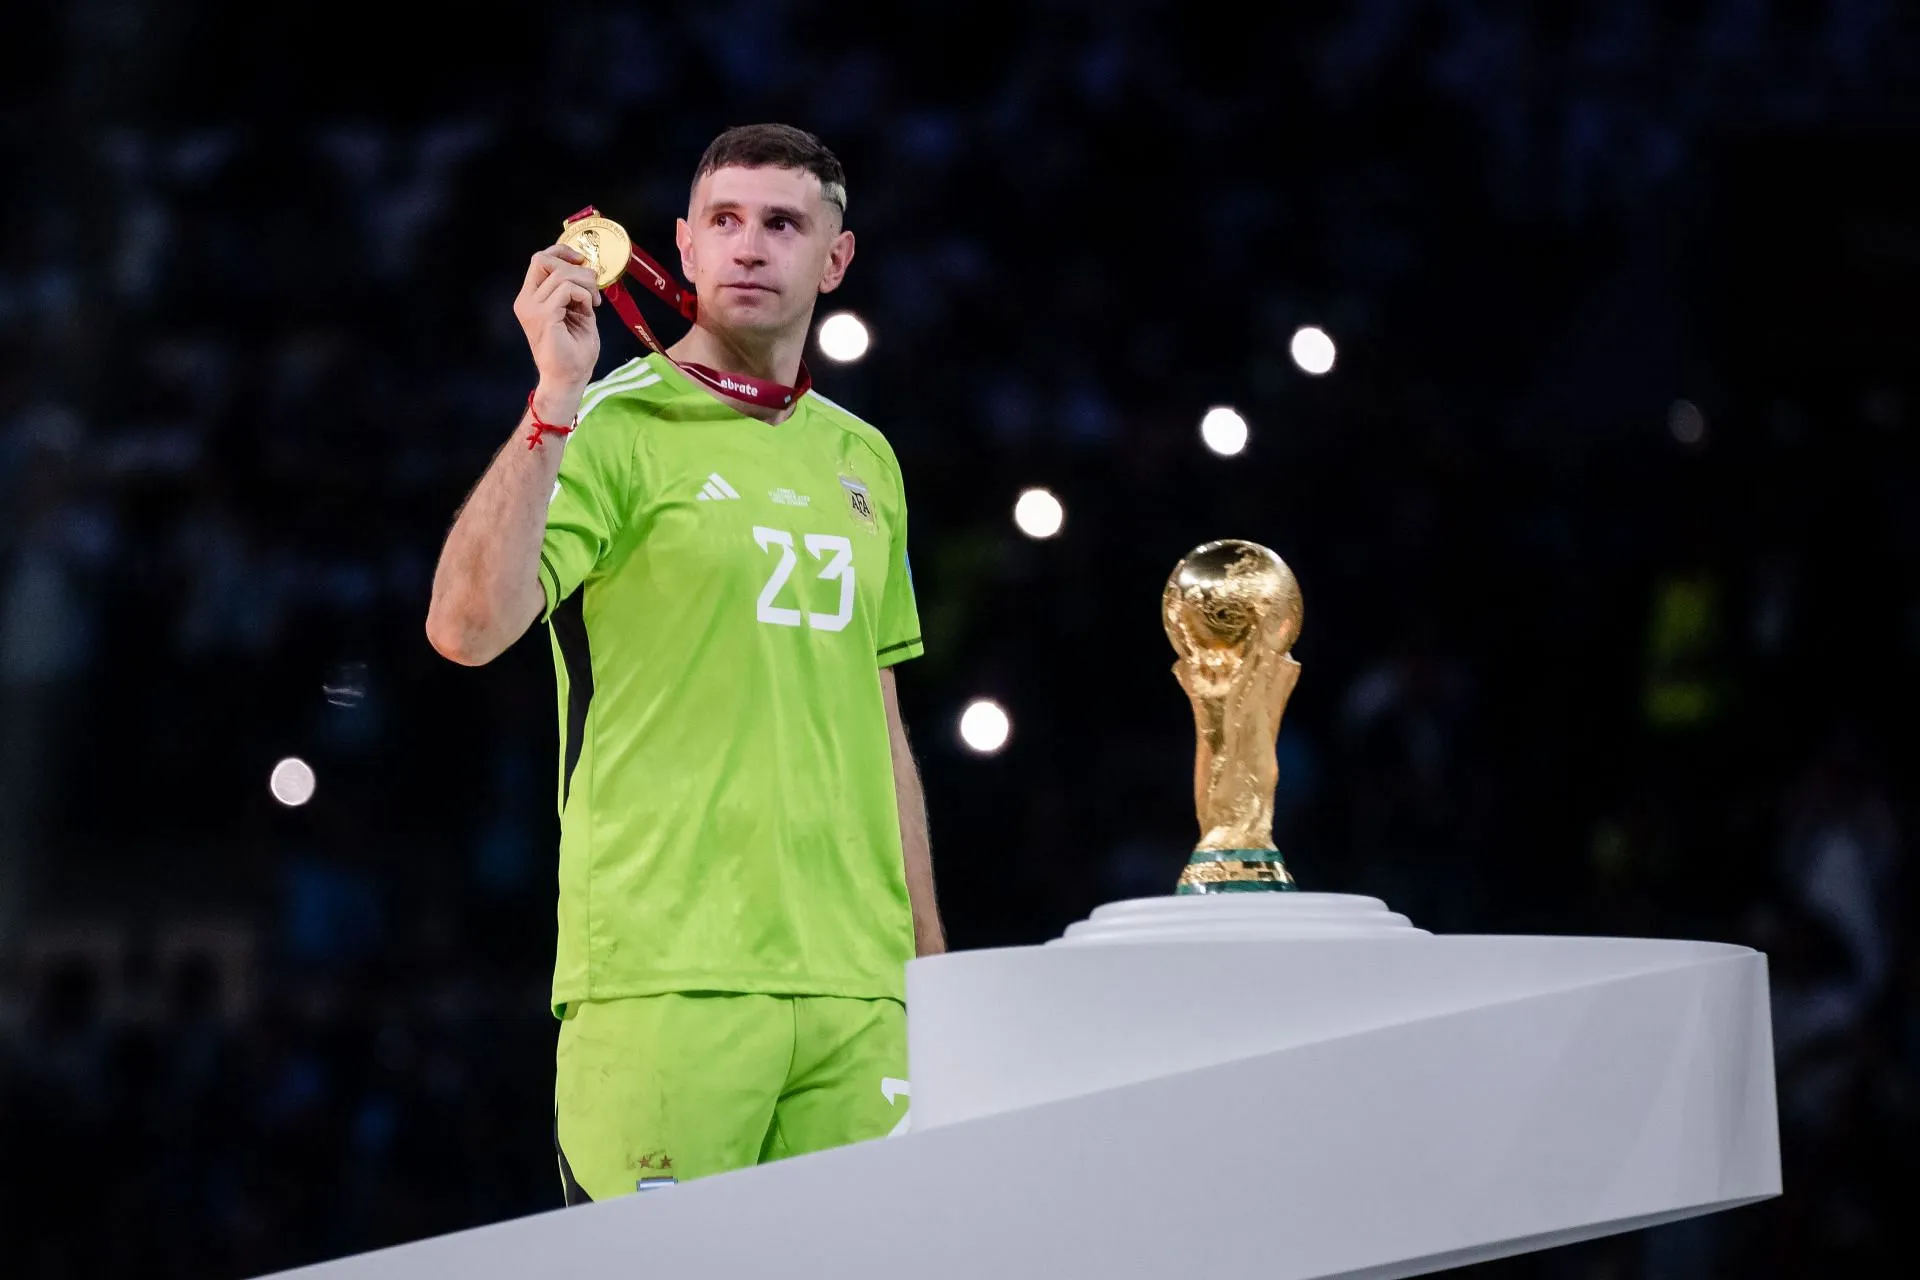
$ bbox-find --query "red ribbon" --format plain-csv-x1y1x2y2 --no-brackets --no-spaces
565,206,812,410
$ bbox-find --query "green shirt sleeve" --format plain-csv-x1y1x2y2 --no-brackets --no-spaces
875,451,923,668
539,397,634,621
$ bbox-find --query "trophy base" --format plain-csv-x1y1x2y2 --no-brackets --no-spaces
1049,892,1422,944
1175,850,1296,894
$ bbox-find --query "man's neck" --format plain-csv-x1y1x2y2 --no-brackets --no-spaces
666,322,807,423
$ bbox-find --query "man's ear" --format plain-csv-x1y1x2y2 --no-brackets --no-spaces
676,217,694,281
818,229,856,295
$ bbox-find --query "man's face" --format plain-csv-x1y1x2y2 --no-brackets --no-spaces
677,165,854,338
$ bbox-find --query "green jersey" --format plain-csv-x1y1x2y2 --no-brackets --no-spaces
537,353,923,1014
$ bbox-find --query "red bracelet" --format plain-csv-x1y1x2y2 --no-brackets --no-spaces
525,390,577,450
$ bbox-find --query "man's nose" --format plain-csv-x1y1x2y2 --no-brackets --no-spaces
733,224,767,265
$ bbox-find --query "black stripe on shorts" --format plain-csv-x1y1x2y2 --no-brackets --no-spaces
555,1113,592,1206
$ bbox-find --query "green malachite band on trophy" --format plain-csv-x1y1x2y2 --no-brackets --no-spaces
1175,850,1297,895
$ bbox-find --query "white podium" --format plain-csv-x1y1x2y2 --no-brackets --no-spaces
267,895,1780,1280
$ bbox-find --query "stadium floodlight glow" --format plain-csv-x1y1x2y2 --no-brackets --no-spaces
959,699,1012,755
1290,325,1336,375
1668,399,1706,445
1200,406,1250,456
1013,487,1065,539
270,757,316,807
818,311,871,362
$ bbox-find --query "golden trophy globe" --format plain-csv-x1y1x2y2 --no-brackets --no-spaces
1163,539,1305,893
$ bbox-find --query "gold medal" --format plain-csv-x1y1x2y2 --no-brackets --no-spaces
557,214,631,290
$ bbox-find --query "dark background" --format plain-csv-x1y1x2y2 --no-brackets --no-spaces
4,1,1918,1276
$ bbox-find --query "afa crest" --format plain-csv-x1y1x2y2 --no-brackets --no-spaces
840,474,877,531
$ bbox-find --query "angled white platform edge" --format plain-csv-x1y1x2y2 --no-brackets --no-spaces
910,896,1772,1130
264,902,1782,1280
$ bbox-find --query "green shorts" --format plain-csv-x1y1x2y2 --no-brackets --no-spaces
553,992,909,1201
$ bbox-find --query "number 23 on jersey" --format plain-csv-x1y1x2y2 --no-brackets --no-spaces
753,526,855,632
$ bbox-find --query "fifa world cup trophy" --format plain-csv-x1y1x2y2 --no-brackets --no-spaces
1162,540,1305,893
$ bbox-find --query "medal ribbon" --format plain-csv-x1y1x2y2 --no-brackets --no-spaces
564,206,812,409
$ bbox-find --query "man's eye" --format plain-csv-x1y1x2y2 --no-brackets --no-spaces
769,217,792,231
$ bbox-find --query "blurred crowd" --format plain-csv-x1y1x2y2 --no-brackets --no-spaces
3,1,1918,1276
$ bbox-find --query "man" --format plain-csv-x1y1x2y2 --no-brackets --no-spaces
425,123,943,1200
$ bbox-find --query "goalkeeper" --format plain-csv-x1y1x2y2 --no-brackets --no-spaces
426,123,943,1200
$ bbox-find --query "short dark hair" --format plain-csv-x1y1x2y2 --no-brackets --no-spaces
691,123,848,217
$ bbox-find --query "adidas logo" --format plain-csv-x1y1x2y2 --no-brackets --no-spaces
695,473,741,502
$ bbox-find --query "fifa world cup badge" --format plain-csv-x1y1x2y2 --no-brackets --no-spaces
840,474,877,531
